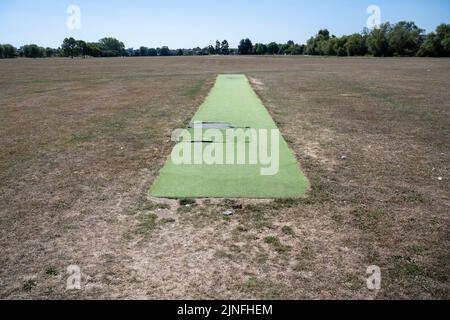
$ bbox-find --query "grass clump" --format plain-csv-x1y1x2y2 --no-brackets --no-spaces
179,198,196,206
281,226,295,236
23,279,37,292
264,236,291,253
177,206,194,214
135,213,159,234
352,207,386,230
177,199,197,214
273,198,299,208
159,218,176,225
239,277,286,299
46,266,59,276
294,247,315,271
140,202,170,211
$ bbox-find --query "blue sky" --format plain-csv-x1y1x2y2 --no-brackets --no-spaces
1,0,449,48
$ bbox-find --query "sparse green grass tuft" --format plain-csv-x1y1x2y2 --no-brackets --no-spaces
70,133,96,144
239,277,287,299
264,236,291,253
140,202,170,211
273,198,298,207
135,213,159,234
99,120,125,134
281,226,295,236
159,218,176,224
352,207,386,230
177,205,194,214
46,266,59,276
344,274,362,290
236,225,249,233
23,279,37,292
391,190,428,204
184,80,204,98
294,246,315,271
263,235,277,244
405,263,426,276
389,255,427,278
214,250,233,260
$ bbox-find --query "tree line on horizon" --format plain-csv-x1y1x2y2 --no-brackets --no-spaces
238,22,450,57
1,21,449,59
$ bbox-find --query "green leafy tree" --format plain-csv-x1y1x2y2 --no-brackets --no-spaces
316,30,333,55
238,39,245,54
4,45,17,58
388,21,423,56
267,42,279,55
215,40,221,54
436,24,450,56
125,48,134,56
208,45,215,55
279,43,291,55
221,40,229,55
288,44,304,55
201,47,210,55
158,46,171,56
238,38,253,55
87,43,102,57
283,41,303,55
417,33,439,57
244,38,253,54
45,47,55,57
148,48,158,56
139,46,149,56
0,45,4,58
176,49,184,56
76,40,88,57
346,33,368,56
417,24,450,57
335,36,349,56
305,37,317,55
62,37,78,58
367,23,392,57
5,45,17,58
318,29,330,40
98,37,125,57
316,38,332,55
305,29,331,55
23,44,45,58
255,43,267,55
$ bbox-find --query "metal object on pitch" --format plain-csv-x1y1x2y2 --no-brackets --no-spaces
188,122,233,129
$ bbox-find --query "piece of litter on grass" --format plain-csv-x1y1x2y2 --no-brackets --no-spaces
223,210,233,217
341,155,347,160
438,177,443,181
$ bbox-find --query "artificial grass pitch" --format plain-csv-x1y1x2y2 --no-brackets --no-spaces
150,74,310,198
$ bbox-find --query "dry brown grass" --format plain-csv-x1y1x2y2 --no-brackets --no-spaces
0,56,449,299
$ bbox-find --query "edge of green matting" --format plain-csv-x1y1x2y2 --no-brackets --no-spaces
150,74,310,199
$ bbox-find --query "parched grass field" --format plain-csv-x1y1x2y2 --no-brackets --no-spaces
0,56,449,299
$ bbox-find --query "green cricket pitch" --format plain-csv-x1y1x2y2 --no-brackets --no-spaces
150,74,310,198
